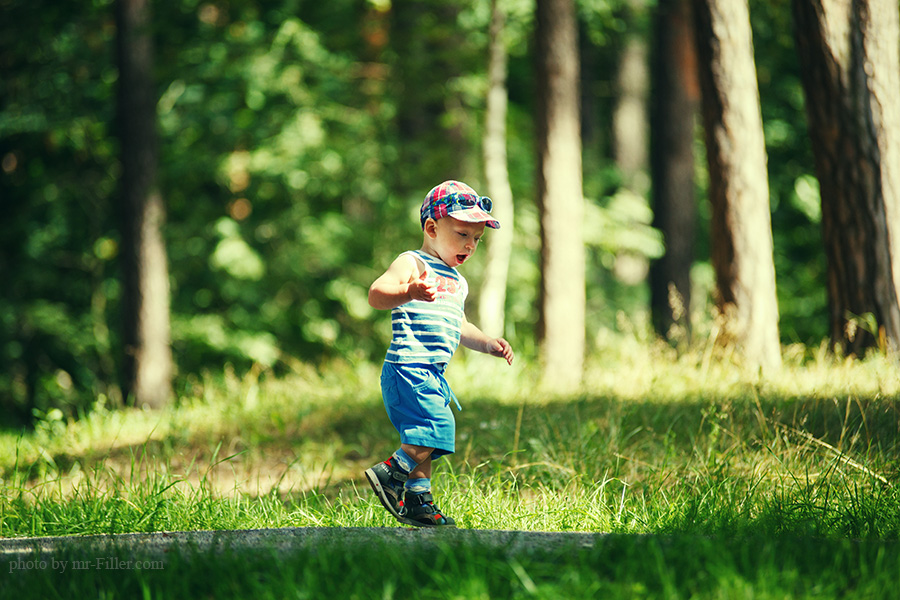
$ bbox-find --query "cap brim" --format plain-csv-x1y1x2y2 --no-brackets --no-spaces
450,207,500,229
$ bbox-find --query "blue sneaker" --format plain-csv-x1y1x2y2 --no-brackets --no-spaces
364,458,408,520
399,491,456,527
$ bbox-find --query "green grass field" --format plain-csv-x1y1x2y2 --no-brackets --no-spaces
2,342,899,598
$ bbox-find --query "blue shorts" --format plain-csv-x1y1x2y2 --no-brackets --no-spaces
380,362,457,459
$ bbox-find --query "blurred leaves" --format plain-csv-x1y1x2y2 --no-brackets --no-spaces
1,0,825,420
211,218,266,281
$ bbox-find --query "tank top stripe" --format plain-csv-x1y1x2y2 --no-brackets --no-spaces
385,250,468,365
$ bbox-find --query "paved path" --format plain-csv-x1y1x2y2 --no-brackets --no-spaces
1,527,603,564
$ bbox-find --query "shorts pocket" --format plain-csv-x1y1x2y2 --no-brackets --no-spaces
407,366,437,393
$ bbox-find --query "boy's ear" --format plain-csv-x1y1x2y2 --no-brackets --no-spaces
423,218,438,238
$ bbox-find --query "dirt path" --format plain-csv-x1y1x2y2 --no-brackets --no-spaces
1,527,603,566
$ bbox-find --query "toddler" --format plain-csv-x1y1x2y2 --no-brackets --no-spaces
365,180,514,527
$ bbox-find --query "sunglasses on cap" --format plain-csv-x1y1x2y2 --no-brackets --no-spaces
455,193,493,213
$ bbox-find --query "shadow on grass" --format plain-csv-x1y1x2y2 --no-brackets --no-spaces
3,387,899,543
2,527,899,599
5,389,899,489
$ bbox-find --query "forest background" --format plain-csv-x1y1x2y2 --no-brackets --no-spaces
0,0,878,423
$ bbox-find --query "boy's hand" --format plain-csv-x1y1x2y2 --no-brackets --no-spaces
486,338,514,365
407,269,437,302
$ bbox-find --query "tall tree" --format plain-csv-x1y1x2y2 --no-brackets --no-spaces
612,0,650,189
536,0,585,391
693,0,782,370
479,0,515,339
792,0,900,354
116,0,173,408
649,0,699,343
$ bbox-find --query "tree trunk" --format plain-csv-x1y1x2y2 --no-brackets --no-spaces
536,0,585,391
649,0,699,343
478,0,515,339
693,0,783,370
792,0,900,354
116,0,173,408
612,2,650,189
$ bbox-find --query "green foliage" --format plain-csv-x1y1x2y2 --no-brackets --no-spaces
1,0,121,422
1,0,830,419
152,2,399,370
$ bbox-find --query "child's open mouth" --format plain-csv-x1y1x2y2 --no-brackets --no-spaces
456,254,468,264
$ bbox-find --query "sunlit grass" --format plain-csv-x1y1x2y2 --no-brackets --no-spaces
2,335,898,540
2,339,899,597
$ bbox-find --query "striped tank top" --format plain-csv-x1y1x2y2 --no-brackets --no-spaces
385,250,468,365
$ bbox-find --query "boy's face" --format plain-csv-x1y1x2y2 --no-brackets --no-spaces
425,217,486,267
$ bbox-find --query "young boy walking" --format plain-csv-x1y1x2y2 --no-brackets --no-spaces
365,180,514,527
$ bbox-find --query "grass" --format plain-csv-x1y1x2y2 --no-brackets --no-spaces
4,532,898,599
1,340,899,597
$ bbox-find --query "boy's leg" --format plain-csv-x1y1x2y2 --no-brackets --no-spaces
365,452,412,519
370,363,455,526
409,457,431,480
401,443,433,476
364,445,431,519
397,446,455,528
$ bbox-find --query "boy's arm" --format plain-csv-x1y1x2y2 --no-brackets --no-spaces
460,317,514,365
368,254,438,310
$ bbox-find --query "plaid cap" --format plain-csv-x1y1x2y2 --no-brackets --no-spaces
420,180,500,230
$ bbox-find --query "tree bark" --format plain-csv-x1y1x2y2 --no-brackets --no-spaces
693,0,783,370
649,0,699,343
478,0,515,339
613,1,650,189
116,0,173,408
792,0,900,354
536,0,585,391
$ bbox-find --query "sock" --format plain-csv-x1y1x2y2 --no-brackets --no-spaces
404,477,431,495
391,448,417,474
